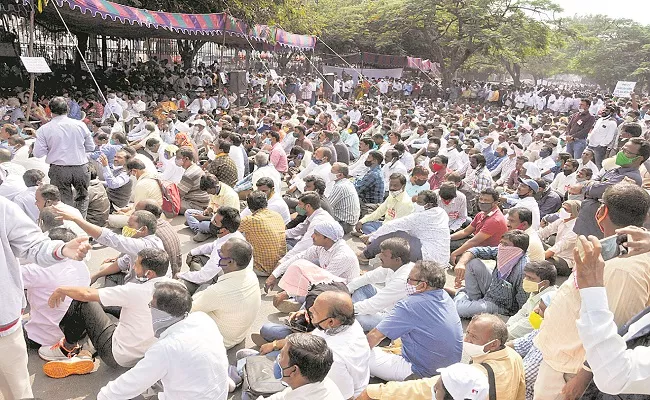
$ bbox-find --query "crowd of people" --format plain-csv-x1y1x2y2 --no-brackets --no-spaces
1,59,650,400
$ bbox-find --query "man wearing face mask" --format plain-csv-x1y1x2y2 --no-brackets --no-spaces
570,138,649,239
506,260,557,340
359,190,449,265
365,261,462,382
97,281,230,399
355,173,414,236
565,98,596,159
190,238,261,350
435,181,468,233
452,230,530,318
178,206,243,293
382,149,408,191
506,207,545,262
587,106,619,168
532,183,650,400
550,159,578,197
286,147,332,200
501,178,541,230
107,158,163,229
56,208,166,286
256,292,370,399
99,149,134,210
405,165,431,200
464,153,494,196
355,151,386,217
184,174,239,242
41,248,173,376
428,155,450,191
349,138,373,179
327,163,360,234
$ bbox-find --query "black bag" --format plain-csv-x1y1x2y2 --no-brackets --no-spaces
242,356,286,398
481,362,497,400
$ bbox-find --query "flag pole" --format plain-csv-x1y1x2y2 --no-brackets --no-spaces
26,0,36,120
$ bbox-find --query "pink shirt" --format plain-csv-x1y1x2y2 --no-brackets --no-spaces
269,142,288,173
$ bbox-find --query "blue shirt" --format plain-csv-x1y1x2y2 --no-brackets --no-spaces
486,154,506,172
376,289,463,377
355,165,384,204
405,181,430,197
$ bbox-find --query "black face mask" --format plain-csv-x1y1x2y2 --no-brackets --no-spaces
563,169,574,176
539,150,551,158
364,160,373,167
209,224,223,236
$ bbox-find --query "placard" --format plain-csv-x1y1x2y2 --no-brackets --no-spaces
612,81,636,98
20,56,52,74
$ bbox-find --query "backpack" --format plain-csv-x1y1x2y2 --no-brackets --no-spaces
155,178,181,218
242,356,286,398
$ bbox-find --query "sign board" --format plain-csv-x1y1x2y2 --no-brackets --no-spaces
613,81,636,98
20,56,52,74
269,69,279,80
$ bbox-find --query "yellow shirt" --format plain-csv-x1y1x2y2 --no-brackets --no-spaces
359,191,414,224
534,252,650,373
365,347,525,400
207,182,240,211
239,208,287,274
133,173,163,206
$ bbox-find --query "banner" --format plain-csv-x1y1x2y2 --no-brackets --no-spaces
613,81,636,98
322,66,403,84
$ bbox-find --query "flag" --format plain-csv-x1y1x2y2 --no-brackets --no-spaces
36,0,49,13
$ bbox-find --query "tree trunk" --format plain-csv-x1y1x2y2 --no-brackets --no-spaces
74,32,89,74
177,39,206,70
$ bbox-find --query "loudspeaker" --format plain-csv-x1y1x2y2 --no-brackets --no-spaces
323,73,335,99
228,70,247,94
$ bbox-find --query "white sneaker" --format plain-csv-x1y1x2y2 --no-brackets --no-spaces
43,350,95,379
38,339,79,361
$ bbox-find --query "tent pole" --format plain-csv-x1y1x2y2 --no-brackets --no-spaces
26,4,35,121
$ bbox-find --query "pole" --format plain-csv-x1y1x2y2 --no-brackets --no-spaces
26,5,35,120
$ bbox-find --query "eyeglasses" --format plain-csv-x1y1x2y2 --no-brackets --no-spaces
407,277,427,285
621,148,640,157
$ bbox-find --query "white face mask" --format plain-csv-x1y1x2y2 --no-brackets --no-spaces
329,172,338,181
462,339,495,359
558,208,571,220
390,189,404,197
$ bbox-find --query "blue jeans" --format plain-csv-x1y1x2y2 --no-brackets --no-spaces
184,209,211,233
361,221,383,234
566,138,586,160
260,323,294,342
351,284,383,331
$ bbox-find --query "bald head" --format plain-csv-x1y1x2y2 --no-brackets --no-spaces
134,199,163,219
466,313,508,350
0,148,11,163
314,291,355,327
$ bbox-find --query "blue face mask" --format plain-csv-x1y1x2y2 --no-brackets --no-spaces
312,158,323,165
273,355,293,380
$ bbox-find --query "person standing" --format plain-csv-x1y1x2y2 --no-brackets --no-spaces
0,166,90,400
565,98,596,159
33,97,95,217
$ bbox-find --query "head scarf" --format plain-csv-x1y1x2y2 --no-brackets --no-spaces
313,221,344,242
175,132,194,149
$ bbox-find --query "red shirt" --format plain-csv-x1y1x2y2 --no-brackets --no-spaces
470,208,508,247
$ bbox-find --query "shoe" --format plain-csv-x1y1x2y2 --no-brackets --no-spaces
193,232,211,242
356,250,370,265
351,230,363,237
275,299,301,314
250,333,267,347
236,348,260,361
43,350,95,379
38,339,80,361
184,220,189,226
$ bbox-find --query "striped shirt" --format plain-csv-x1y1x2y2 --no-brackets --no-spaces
274,239,360,281
178,163,210,210
328,178,361,225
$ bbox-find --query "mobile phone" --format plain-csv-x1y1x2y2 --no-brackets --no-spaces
284,319,309,333
576,234,628,262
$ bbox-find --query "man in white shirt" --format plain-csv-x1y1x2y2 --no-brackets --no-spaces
550,159,578,197
22,228,91,348
191,238,261,349
347,105,362,124
349,138,373,179
98,281,230,400
587,106,619,168
502,178,541,230
40,248,173,377
240,177,290,224
178,207,244,294
347,238,414,331
12,168,43,221
262,333,344,400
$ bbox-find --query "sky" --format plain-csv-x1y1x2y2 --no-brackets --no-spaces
554,0,650,25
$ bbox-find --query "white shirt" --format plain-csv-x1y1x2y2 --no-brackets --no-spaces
241,194,291,224
181,231,246,284
281,208,337,263
273,239,360,281
13,186,39,221
577,287,650,395
98,312,229,400
252,165,283,198
33,115,95,165
347,109,362,124
157,147,184,183
446,148,463,171
0,169,27,200
312,321,370,398
369,207,450,265
349,152,370,179
98,277,174,367
0,197,64,337
291,162,332,193
588,117,619,147
550,171,577,196
382,160,408,188
22,260,90,346
347,262,414,316
578,159,600,177
228,146,246,181
506,196,541,230
262,378,344,400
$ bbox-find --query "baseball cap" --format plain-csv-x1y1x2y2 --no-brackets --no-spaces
435,363,489,400
519,178,539,193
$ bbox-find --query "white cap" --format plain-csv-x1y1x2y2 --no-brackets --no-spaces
190,119,207,127
434,363,489,400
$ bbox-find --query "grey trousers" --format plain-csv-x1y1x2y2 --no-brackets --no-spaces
49,164,91,218
454,258,501,318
